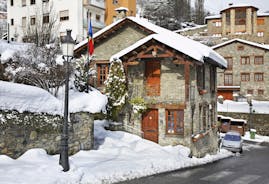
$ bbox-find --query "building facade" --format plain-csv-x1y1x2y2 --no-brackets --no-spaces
0,11,7,39
205,4,269,44
213,39,269,100
74,17,227,157
7,0,105,42
105,0,136,25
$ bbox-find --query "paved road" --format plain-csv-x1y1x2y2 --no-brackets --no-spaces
119,143,269,184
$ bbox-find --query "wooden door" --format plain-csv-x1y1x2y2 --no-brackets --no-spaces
145,61,160,96
142,109,158,143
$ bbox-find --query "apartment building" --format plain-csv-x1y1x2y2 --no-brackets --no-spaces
205,4,269,44
105,0,136,25
213,38,269,100
7,0,105,42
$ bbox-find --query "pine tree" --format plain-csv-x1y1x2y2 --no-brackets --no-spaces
104,58,128,121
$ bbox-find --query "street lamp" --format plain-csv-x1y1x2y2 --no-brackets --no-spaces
59,29,75,172
246,94,253,130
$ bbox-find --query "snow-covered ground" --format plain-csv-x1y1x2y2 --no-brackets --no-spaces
0,120,234,184
218,100,269,114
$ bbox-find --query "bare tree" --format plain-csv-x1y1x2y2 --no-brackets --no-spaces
194,0,205,24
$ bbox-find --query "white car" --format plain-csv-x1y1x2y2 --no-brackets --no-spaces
221,131,243,153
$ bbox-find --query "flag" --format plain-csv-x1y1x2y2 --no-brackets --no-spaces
88,19,94,56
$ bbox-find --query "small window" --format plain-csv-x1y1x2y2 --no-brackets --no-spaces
258,89,264,95
30,0,35,5
241,56,250,65
60,10,69,21
225,57,233,70
166,110,184,135
257,18,265,25
42,0,49,2
97,63,109,86
224,74,233,86
254,56,263,65
241,73,250,82
11,0,14,6
237,45,244,50
214,21,221,27
254,73,264,82
10,19,14,26
30,16,36,25
43,14,49,24
22,0,26,6
257,32,264,37
96,14,101,22
22,17,26,27
247,89,253,95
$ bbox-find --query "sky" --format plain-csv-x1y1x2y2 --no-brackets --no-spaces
204,0,269,14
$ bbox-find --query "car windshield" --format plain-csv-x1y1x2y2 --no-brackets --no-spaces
224,134,241,141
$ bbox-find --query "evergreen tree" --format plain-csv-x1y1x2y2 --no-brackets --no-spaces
104,58,128,121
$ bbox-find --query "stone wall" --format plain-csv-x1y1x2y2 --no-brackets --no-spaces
218,112,269,136
0,110,94,159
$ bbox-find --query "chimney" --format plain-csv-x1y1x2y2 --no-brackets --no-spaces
115,7,129,20
228,3,233,6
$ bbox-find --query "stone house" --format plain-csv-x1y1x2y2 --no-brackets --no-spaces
74,17,227,157
205,4,269,44
212,38,269,100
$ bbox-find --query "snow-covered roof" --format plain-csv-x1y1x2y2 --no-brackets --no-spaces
115,7,129,12
212,38,269,50
258,12,269,17
205,15,221,20
75,16,226,68
221,4,258,12
174,25,206,33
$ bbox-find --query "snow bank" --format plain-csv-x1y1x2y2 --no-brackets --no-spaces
0,120,233,184
0,40,30,62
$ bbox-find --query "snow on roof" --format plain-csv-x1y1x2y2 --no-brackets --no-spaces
212,38,269,50
221,4,258,12
258,12,269,17
205,15,221,20
174,25,206,33
115,7,129,11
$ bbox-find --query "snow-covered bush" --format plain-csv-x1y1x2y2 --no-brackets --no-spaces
74,55,95,92
129,97,147,114
104,58,128,121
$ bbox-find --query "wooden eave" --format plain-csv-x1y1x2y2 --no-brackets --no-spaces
220,6,258,13
74,19,155,57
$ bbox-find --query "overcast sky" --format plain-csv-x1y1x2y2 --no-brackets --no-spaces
204,0,269,14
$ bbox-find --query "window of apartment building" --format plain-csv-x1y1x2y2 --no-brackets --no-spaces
97,63,109,86
43,14,49,24
247,89,253,94
241,56,250,65
214,21,221,27
10,19,14,26
30,0,35,5
241,73,250,82
22,17,26,27
257,18,265,25
237,45,244,50
42,0,49,2
10,0,14,6
257,32,264,37
258,89,264,95
22,0,26,6
30,16,36,25
166,109,184,135
96,14,101,22
60,10,69,21
254,73,264,82
224,74,233,86
113,0,118,4
254,56,264,65
235,9,246,25
212,33,222,37
225,57,233,70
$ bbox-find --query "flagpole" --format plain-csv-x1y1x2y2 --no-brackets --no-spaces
86,10,90,93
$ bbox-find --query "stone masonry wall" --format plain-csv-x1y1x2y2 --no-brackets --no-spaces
0,110,94,159
218,112,269,136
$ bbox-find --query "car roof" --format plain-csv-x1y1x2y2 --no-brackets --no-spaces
226,131,241,136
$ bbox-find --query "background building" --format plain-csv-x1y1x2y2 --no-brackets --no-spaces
7,0,105,42
205,4,269,44
105,0,136,25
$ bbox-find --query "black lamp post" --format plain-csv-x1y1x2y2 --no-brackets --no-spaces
59,29,75,172
246,94,253,131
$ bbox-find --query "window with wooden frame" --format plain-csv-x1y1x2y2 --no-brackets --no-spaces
237,45,244,51
60,10,69,21
254,73,264,82
43,14,49,24
241,56,250,65
166,109,184,135
257,18,265,25
224,74,233,86
214,21,221,27
197,65,205,90
96,14,101,22
247,89,253,94
235,9,246,25
97,63,109,87
241,73,250,82
225,57,233,70
257,32,264,37
30,16,35,25
258,89,264,95
254,56,264,65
